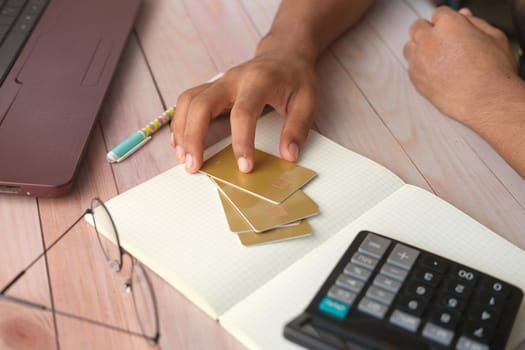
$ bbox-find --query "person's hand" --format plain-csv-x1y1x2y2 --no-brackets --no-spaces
170,49,319,174
404,6,518,128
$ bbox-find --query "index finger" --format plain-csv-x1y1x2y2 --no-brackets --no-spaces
431,5,458,24
182,82,233,173
172,83,212,159
229,82,268,173
409,18,433,43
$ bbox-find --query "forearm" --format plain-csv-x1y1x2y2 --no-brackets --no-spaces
256,0,374,64
467,76,525,177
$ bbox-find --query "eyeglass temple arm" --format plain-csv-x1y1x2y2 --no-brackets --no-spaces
0,293,158,343
0,211,90,294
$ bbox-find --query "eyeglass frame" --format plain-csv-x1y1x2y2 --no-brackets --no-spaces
0,198,160,346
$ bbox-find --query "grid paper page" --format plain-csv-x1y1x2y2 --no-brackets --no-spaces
93,111,404,318
221,185,525,350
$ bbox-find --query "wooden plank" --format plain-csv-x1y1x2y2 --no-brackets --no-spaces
330,0,525,247
239,0,281,36
134,0,219,102
316,52,431,190
181,0,260,71
403,0,435,19
0,196,56,349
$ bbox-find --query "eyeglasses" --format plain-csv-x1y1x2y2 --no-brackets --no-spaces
0,198,160,346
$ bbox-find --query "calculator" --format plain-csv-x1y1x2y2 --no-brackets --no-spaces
283,231,523,350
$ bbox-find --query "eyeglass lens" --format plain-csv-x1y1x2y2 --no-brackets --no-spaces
91,198,159,343
131,263,159,341
91,198,122,270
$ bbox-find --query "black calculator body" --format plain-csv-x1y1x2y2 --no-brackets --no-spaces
283,231,523,350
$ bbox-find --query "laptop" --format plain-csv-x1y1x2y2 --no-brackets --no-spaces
0,0,141,197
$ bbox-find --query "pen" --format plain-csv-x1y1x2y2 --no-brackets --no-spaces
106,72,224,163
106,107,175,163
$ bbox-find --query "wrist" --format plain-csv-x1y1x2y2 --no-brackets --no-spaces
463,75,525,155
255,31,320,66
461,75,525,134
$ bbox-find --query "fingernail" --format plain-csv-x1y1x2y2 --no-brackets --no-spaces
185,153,193,170
237,156,250,173
170,133,175,147
459,7,472,15
288,142,299,161
176,145,184,163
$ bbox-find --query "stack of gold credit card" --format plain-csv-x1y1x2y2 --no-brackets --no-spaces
199,144,319,246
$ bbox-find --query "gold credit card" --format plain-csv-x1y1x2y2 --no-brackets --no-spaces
217,191,301,234
200,144,317,204
237,220,313,246
216,190,312,246
218,190,251,233
213,179,319,232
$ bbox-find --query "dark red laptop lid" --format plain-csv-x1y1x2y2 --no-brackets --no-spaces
0,0,141,197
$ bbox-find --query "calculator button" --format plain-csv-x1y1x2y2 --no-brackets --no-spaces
380,263,408,282
406,282,433,302
440,293,466,312
413,268,441,288
365,286,395,306
467,306,499,325
358,233,391,259
319,296,350,319
421,254,449,274
475,291,504,309
373,274,402,293
351,252,378,271
480,278,509,297
357,297,388,319
389,309,421,332
396,295,427,316
422,322,454,346
327,286,357,306
429,308,460,329
343,263,371,282
445,280,473,299
455,336,489,350
387,243,419,270
452,267,478,285
462,321,493,343
335,274,364,294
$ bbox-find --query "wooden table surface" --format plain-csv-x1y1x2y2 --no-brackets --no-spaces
1,0,524,349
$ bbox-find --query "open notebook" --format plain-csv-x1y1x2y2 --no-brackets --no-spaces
91,112,525,349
